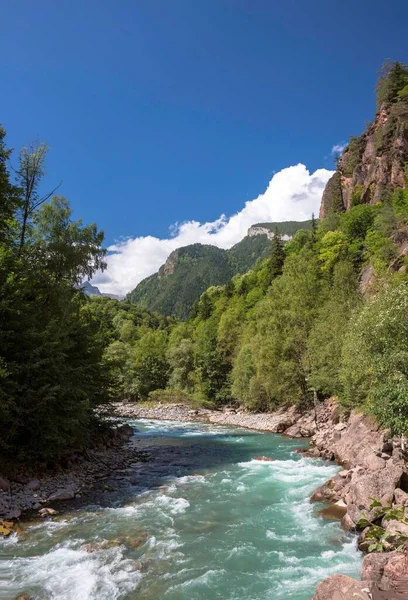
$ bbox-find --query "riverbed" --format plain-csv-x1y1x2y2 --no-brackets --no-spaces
0,419,361,600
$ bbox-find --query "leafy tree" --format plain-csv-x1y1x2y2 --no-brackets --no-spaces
308,261,361,396
340,283,408,434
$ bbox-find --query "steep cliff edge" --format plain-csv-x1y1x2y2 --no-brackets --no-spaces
320,63,408,218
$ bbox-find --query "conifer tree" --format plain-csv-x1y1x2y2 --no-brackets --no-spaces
269,227,285,280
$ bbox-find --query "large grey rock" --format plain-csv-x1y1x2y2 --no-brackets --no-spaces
0,477,10,492
48,488,75,501
345,463,403,513
26,478,40,491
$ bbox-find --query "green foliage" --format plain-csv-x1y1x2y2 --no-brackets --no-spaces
318,230,349,272
350,184,364,207
268,228,285,281
357,498,408,553
376,61,408,108
0,127,109,463
308,261,361,396
127,221,315,319
341,284,408,434
342,136,365,177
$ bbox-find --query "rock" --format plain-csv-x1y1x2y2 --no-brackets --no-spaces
341,513,356,531
311,574,371,600
345,463,403,514
346,503,363,526
15,594,31,600
124,532,148,548
304,447,321,458
394,488,408,507
254,456,274,462
317,500,347,521
330,412,384,471
384,518,408,539
381,551,408,592
284,424,302,437
0,520,14,536
26,478,40,491
82,540,112,552
39,507,58,517
361,551,393,585
0,477,10,492
116,423,134,439
358,527,371,551
48,488,75,501
311,479,338,502
338,470,349,478
334,422,347,431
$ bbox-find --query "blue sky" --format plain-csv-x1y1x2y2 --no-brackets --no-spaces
1,0,407,293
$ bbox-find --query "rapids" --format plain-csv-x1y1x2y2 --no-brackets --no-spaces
0,419,362,599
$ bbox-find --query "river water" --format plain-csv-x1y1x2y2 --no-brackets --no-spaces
0,419,362,600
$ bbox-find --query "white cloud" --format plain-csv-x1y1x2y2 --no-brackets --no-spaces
331,142,346,155
93,163,333,296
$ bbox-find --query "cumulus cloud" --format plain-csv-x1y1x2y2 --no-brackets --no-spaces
93,163,333,295
331,142,346,155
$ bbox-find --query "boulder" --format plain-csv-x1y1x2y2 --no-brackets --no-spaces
394,488,408,507
361,551,394,585
48,488,75,501
284,424,302,438
39,507,58,517
341,513,356,531
254,456,274,462
311,574,371,600
116,424,134,439
384,518,408,539
317,500,347,521
26,479,40,491
330,411,384,470
0,477,10,492
345,463,403,514
15,594,31,600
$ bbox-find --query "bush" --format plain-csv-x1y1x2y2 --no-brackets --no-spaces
340,283,408,434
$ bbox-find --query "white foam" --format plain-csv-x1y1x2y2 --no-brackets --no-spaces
1,542,142,600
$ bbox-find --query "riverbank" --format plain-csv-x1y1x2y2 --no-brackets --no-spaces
113,400,408,599
0,423,149,522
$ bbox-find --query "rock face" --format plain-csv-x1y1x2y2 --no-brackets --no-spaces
320,101,408,218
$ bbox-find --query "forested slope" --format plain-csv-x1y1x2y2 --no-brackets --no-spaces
127,220,313,319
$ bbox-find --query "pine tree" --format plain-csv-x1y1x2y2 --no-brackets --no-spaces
269,227,285,280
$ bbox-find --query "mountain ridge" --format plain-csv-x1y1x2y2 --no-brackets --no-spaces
127,220,314,318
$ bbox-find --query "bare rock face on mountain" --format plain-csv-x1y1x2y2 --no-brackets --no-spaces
320,63,408,218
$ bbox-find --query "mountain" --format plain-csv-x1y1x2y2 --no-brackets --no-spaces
127,220,314,319
81,280,124,301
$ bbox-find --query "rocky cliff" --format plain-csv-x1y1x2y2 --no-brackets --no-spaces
320,77,408,217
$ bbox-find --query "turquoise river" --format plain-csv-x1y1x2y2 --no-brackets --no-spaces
0,419,362,599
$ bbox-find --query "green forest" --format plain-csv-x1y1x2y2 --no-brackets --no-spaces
1,61,408,466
